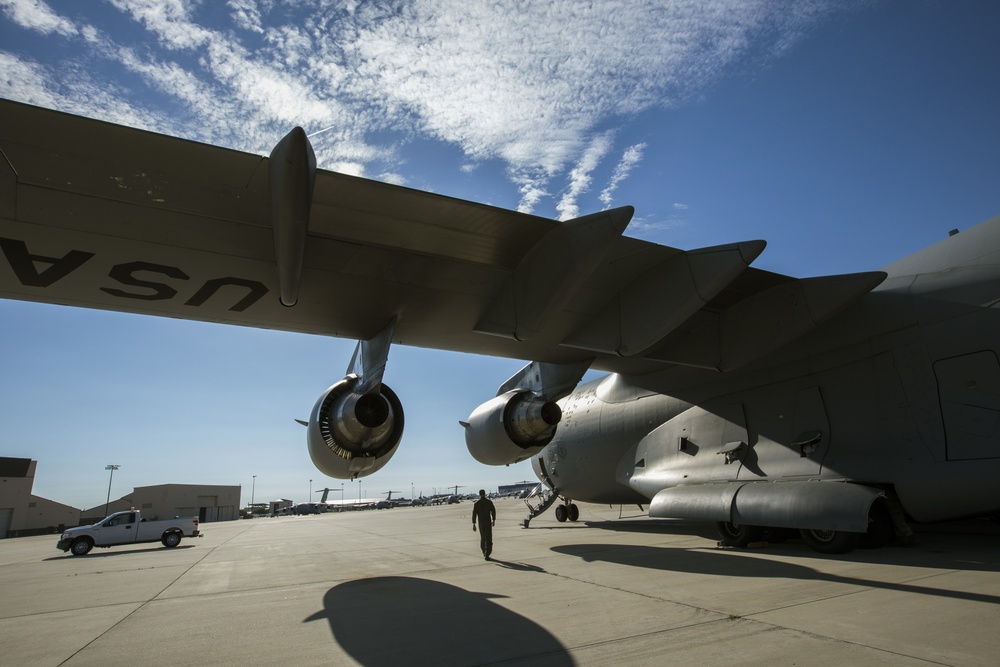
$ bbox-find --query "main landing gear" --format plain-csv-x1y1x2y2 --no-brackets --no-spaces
522,489,579,527
715,497,911,555
554,501,580,523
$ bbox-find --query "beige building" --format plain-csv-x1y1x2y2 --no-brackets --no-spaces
0,457,81,538
81,484,240,525
0,456,240,536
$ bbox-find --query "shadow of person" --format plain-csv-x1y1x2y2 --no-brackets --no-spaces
489,559,547,573
305,576,573,666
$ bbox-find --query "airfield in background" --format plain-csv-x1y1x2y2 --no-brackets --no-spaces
1,498,998,665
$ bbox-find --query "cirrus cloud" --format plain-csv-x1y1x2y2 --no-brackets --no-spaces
0,0,848,216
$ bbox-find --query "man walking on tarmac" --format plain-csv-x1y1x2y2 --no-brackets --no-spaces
472,489,496,560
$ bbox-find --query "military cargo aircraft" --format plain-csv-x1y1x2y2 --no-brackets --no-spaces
3,100,999,553
314,487,376,511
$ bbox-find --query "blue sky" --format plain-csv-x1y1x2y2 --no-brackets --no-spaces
2,1,999,510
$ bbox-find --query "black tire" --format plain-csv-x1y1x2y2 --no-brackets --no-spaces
70,538,93,556
555,505,568,523
716,521,763,547
760,527,792,543
799,528,861,554
859,500,895,549
162,532,182,548
567,504,580,522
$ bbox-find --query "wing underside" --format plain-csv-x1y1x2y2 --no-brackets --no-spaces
0,100,884,375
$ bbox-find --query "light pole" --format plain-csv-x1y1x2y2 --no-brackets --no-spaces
309,478,313,500
104,464,120,517
251,475,257,512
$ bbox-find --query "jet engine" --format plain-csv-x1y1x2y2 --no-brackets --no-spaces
307,376,404,479
463,390,562,465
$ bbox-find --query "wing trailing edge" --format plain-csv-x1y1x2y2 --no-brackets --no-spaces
649,270,888,371
561,240,766,357
473,207,634,341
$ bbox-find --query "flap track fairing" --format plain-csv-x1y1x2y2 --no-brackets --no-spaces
269,127,316,307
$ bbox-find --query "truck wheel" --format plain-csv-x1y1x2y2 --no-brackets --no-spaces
70,538,93,556
162,532,181,548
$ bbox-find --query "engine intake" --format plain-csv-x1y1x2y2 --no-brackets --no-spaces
464,390,562,466
307,376,404,478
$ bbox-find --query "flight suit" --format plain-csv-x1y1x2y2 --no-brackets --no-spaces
472,496,496,559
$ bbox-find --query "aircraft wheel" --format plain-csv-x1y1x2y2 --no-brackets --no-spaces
162,532,182,548
568,504,580,522
716,521,763,547
799,528,860,554
70,538,93,556
555,505,568,523
859,500,894,549
760,527,792,543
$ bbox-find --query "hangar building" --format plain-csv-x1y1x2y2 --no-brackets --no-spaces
0,456,241,537
0,457,81,538
81,484,240,525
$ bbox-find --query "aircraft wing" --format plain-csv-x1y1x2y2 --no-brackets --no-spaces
0,100,883,375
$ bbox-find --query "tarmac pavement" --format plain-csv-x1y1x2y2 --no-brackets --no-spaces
1,498,998,666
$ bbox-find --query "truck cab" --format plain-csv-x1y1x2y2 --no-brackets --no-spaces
97,511,140,545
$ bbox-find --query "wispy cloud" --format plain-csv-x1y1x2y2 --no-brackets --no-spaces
0,0,76,36
600,143,647,209
0,0,844,212
557,132,614,220
227,0,264,35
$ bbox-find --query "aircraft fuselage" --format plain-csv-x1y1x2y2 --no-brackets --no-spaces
534,227,1000,524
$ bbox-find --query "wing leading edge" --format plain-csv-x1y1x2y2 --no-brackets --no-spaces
0,100,884,374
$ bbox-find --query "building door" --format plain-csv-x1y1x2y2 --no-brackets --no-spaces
0,508,12,538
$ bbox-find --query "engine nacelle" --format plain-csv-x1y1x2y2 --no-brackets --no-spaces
464,390,562,465
307,376,404,479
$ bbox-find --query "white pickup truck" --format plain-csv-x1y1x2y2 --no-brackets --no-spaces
57,510,202,556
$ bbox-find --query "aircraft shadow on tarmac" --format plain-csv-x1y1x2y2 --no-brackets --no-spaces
582,519,712,537
551,542,1000,606
581,516,1000,559
304,576,573,666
